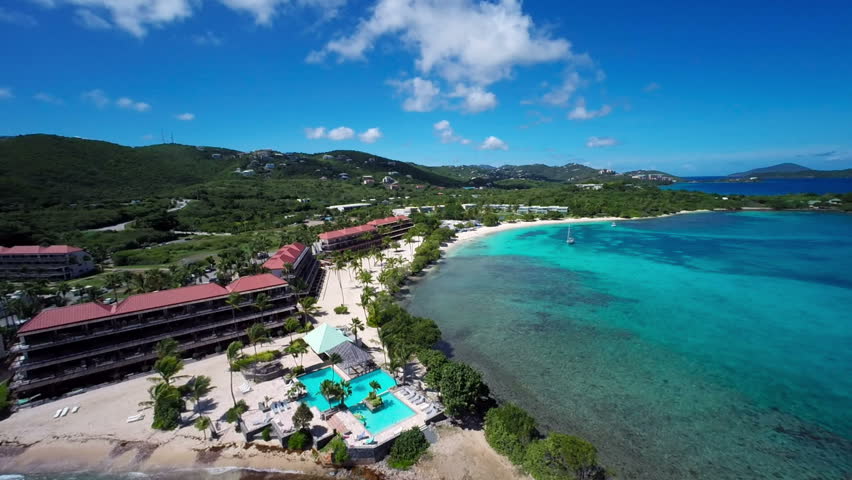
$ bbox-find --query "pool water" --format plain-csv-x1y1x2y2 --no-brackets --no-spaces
349,391,416,435
298,368,399,412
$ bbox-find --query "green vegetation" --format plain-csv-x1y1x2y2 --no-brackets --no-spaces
484,403,539,465
288,429,312,450
224,400,249,424
333,305,349,314
0,381,11,418
230,349,282,371
388,427,430,469
322,434,350,465
194,416,212,440
523,433,604,480
261,425,272,441
292,402,314,431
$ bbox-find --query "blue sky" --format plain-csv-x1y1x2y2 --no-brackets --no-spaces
1,0,851,175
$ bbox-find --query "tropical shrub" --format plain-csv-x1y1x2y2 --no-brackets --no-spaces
0,381,10,418
323,434,350,464
388,427,429,469
288,429,312,450
225,400,249,423
231,350,283,371
484,403,538,464
435,361,489,416
151,384,182,430
523,433,603,480
261,426,272,441
334,305,349,314
292,402,314,430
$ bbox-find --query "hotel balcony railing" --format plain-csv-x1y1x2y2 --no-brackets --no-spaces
21,292,293,351
13,318,290,392
17,303,297,371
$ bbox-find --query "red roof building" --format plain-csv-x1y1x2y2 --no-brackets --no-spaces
0,245,95,281
11,274,299,398
261,243,323,296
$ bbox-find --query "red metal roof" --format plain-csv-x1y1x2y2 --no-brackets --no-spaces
0,245,84,255
18,274,288,334
366,215,410,227
112,283,228,316
262,243,307,270
17,303,114,334
318,224,376,242
227,273,287,293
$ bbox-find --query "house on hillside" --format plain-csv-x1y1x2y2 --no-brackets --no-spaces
362,176,375,185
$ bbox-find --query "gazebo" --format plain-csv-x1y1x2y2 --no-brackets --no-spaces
326,341,375,377
304,323,349,355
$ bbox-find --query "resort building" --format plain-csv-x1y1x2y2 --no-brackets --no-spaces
262,243,324,296
326,203,371,213
0,245,96,281
9,274,297,398
317,216,413,253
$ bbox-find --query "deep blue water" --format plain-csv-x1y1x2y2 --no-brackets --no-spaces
406,211,852,480
662,177,852,195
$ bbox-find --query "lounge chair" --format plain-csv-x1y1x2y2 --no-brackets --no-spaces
412,396,426,405
126,414,144,423
54,409,62,419
355,431,369,441
419,402,433,411
239,383,252,394
71,406,79,414
60,407,69,417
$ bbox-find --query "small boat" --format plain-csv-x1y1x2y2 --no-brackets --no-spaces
611,222,617,227
566,226,575,245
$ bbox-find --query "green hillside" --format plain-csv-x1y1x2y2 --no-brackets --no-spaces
727,162,852,179
0,134,240,206
428,163,608,184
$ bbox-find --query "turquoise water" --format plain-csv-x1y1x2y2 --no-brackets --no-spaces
405,211,852,479
663,177,852,195
349,392,416,435
298,368,396,412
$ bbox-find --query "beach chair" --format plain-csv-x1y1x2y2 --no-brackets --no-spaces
126,414,144,423
71,406,80,414
60,406,69,417
412,396,426,405
54,409,62,419
239,383,252,394
355,431,369,441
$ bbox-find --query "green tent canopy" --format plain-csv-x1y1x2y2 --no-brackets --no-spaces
303,323,349,354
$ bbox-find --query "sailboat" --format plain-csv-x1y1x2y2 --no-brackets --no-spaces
566,226,575,245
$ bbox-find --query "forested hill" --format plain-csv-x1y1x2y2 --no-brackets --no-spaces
0,134,240,206
727,162,852,179
427,163,609,183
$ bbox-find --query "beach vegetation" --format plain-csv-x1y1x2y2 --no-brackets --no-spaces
224,400,249,424
230,349,282,371
155,338,180,360
322,434,350,465
226,341,243,414
523,433,604,480
194,415,212,441
288,429,312,450
485,403,539,465
149,355,187,386
417,349,448,371
185,375,215,417
261,426,272,441
334,305,349,314
284,316,302,342
388,427,430,469
349,317,365,343
298,296,320,323
292,402,314,430
246,322,270,355
290,365,306,377
0,381,10,418
149,383,183,430
432,361,489,417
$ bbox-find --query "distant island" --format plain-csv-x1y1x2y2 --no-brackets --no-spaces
719,163,852,181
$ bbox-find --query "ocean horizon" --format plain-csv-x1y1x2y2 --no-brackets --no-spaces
662,177,852,195
405,211,852,479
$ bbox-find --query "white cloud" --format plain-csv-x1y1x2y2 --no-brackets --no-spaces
176,112,195,121
304,127,327,139
480,136,508,151
644,82,661,92
218,0,286,24
116,96,151,112
142,133,155,140
0,87,12,99
311,0,582,113
540,71,581,106
193,30,223,46
450,84,497,113
82,89,109,108
34,92,64,104
389,77,441,112
74,8,111,29
327,126,354,140
586,136,617,148
433,120,470,144
0,7,38,27
568,98,612,120
358,127,383,143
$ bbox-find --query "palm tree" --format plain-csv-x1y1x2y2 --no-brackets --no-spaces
253,292,271,326
54,282,71,303
337,380,353,407
369,380,381,394
328,352,343,382
349,317,364,344
104,272,121,299
298,296,319,324
320,379,341,403
194,415,212,441
334,256,347,302
287,338,309,366
225,292,242,334
356,269,372,288
226,341,243,422
155,338,180,360
246,323,269,355
186,375,215,417
149,356,186,386
359,286,376,320
284,317,301,343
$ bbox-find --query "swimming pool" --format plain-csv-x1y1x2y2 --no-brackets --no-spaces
298,368,416,434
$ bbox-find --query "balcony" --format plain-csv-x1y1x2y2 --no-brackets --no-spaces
23,293,293,351
17,303,297,371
